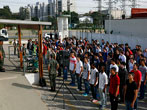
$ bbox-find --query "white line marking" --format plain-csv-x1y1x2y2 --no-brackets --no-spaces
0,76,17,81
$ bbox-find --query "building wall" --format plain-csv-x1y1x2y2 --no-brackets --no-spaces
105,19,147,38
69,30,147,50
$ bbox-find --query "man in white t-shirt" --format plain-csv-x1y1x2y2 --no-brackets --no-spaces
119,50,126,63
69,52,77,86
76,56,83,91
82,57,91,97
89,63,99,103
110,59,119,75
99,65,108,109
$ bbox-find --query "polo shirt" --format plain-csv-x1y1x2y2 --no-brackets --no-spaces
109,74,120,96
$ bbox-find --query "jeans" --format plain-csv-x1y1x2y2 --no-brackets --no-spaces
90,84,98,99
139,81,146,99
70,70,75,84
125,100,133,110
110,93,118,110
99,88,106,107
63,67,68,80
83,79,90,94
134,98,138,110
76,73,82,90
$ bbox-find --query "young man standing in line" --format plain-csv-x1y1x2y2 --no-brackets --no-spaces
131,63,142,109
76,55,83,91
124,72,137,110
69,52,77,86
99,66,108,109
82,57,91,97
139,59,147,100
89,63,99,103
109,67,120,110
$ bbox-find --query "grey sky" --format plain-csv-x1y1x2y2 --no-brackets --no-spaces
0,0,147,15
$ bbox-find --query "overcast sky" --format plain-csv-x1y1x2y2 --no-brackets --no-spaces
0,0,147,15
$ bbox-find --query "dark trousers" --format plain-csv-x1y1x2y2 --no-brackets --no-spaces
90,84,98,99
58,67,61,76
76,73,82,90
49,74,56,90
84,79,90,94
70,70,75,84
119,84,124,102
110,93,118,110
139,81,146,99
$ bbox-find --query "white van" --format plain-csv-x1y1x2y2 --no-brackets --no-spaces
0,28,8,41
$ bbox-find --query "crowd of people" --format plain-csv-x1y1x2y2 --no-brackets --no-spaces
26,37,147,110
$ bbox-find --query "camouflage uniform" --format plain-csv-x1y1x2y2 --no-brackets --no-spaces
48,58,58,91
0,45,5,71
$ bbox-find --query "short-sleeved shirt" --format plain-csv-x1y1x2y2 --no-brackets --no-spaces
82,63,91,79
99,72,108,89
139,66,147,82
89,68,98,85
76,60,83,74
125,80,137,102
110,64,119,73
109,74,120,96
131,70,142,87
48,59,58,75
69,56,77,71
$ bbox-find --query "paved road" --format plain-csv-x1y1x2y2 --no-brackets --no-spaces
0,44,48,110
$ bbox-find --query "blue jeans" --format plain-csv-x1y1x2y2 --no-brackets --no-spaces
125,100,133,110
139,81,146,99
76,73,82,90
134,98,138,110
83,79,90,94
63,67,68,80
70,70,75,84
99,88,106,107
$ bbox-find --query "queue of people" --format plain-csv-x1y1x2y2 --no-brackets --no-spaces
26,37,147,110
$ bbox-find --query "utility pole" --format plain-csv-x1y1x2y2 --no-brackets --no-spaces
121,0,126,15
93,0,102,12
131,0,137,8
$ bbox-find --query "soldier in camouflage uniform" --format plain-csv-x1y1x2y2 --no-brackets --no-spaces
0,41,5,72
48,54,59,92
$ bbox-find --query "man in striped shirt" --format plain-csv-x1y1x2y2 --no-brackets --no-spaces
69,52,77,86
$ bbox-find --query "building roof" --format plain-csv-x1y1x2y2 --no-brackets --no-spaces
0,19,51,26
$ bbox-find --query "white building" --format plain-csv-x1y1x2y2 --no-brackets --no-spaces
26,0,76,21
79,16,93,24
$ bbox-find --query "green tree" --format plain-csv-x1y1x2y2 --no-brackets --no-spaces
19,7,30,20
62,11,79,26
0,6,12,19
48,16,57,30
31,17,39,21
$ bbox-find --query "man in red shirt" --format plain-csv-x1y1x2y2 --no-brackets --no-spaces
109,67,120,110
43,43,47,65
131,63,142,109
